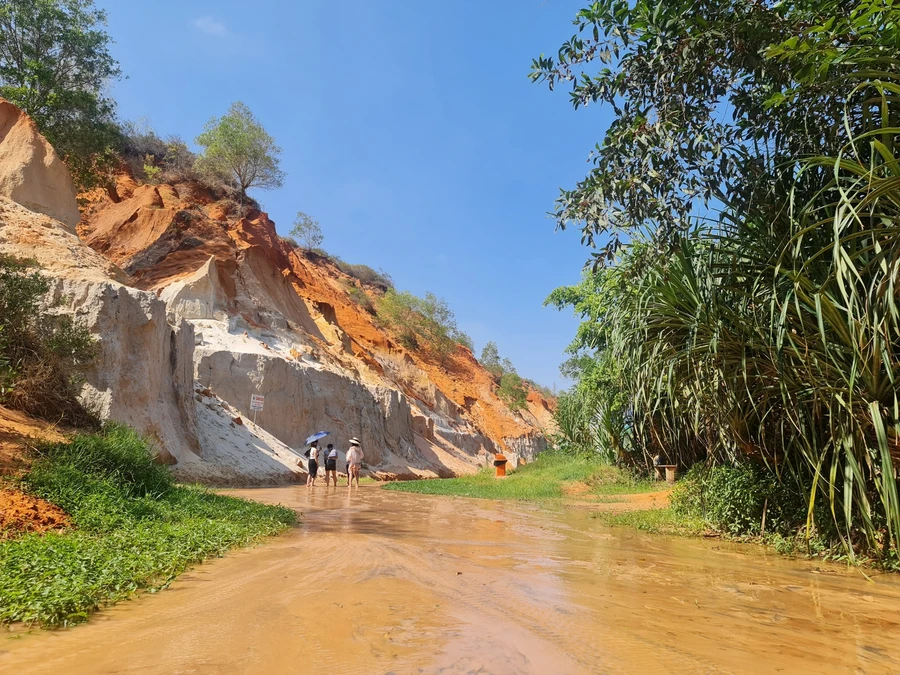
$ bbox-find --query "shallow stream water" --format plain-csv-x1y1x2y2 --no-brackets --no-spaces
3,485,900,674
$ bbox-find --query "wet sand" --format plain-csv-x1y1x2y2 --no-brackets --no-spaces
3,485,900,674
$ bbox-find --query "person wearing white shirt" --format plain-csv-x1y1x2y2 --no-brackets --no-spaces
346,437,362,488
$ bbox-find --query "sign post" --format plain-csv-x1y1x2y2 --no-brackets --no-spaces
250,394,265,424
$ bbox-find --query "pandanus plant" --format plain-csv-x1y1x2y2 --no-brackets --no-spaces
608,74,900,558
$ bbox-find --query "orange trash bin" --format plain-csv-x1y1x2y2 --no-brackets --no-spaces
493,454,508,478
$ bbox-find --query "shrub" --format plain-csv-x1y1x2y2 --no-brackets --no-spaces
498,372,528,411
342,281,375,313
0,256,97,426
332,258,393,291
671,464,814,537
120,120,204,185
377,290,471,363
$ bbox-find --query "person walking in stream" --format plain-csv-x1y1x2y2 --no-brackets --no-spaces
346,437,363,488
324,443,338,487
304,441,320,487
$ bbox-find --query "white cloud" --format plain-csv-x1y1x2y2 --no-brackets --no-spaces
193,16,229,38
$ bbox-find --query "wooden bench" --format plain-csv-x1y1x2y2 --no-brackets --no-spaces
654,465,678,484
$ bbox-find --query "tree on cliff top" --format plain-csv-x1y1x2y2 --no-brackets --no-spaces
195,102,285,202
291,211,323,250
0,0,122,189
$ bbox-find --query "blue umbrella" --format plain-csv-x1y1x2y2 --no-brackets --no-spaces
305,431,330,445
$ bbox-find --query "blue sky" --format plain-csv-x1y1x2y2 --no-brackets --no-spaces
95,1,610,390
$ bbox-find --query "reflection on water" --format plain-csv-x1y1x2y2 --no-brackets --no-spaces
3,485,900,674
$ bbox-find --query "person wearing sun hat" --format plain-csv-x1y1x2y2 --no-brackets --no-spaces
346,437,363,488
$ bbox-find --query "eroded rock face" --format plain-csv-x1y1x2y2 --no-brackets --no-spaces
50,279,201,459
0,100,554,484
0,99,80,231
194,343,417,467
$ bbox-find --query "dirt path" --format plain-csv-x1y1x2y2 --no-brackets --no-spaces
3,486,900,673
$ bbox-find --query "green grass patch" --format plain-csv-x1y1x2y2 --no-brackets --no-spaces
592,508,708,536
0,424,296,628
383,451,657,501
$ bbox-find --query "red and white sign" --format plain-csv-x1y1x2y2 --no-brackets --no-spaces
250,394,265,411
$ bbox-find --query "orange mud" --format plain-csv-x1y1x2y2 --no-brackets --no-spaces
3,486,900,673
0,488,70,539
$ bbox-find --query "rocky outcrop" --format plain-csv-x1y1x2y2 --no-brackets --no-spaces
0,100,553,483
0,99,80,230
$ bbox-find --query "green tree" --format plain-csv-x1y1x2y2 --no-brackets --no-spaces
480,341,503,377
529,0,899,264
195,102,285,201
377,290,471,362
290,211,323,249
0,0,122,189
497,372,528,412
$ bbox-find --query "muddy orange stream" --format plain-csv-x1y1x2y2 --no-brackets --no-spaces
3,486,900,674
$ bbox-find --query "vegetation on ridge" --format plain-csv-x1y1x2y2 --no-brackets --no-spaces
479,341,529,412
377,289,473,362
195,101,285,202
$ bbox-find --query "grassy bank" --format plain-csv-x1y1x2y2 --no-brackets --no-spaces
383,451,658,501
590,509,708,536
0,425,296,627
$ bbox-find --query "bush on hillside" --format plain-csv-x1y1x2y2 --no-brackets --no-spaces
671,464,822,539
119,120,256,207
341,280,375,314
333,259,393,291
479,342,537,411
498,372,528,411
0,256,98,426
377,290,471,363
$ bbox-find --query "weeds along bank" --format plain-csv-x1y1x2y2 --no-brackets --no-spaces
384,451,659,502
540,2,900,565
0,425,295,628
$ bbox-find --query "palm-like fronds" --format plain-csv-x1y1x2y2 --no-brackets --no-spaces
602,77,900,557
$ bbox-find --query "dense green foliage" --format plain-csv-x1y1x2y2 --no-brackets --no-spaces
384,451,655,501
291,211,323,250
0,425,296,627
0,0,121,189
670,465,813,538
479,341,529,411
195,102,285,201
0,255,96,424
539,1,900,561
377,289,473,361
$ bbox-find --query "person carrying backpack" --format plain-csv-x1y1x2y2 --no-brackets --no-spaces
324,443,338,487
